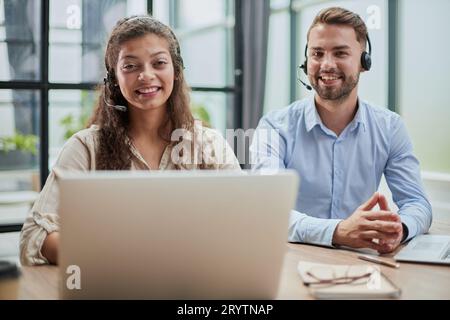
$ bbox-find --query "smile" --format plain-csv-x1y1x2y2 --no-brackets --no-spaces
319,75,342,81
319,76,341,80
135,86,161,94
318,74,343,85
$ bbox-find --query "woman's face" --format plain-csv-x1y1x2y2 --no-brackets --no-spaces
115,33,175,111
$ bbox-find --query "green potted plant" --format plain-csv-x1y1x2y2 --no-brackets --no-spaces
191,102,211,127
59,98,211,142
0,131,38,171
59,91,95,141
60,113,90,141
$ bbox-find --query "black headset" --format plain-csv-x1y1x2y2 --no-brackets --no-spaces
300,34,372,75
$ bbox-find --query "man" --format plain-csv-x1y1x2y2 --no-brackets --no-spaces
250,7,431,253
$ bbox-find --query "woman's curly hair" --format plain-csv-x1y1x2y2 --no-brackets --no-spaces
87,15,194,170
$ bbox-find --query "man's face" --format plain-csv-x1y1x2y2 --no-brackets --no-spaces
306,24,364,101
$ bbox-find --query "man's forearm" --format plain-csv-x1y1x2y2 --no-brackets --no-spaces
289,210,342,246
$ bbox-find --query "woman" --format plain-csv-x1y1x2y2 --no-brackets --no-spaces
20,16,240,265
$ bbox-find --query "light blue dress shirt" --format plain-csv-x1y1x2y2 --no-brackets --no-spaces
250,97,432,246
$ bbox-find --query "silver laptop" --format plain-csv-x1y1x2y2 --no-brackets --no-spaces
394,235,450,265
57,170,299,299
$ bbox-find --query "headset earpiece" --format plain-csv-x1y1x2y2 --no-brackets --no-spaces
300,60,307,75
361,52,371,71
301,45,308,75
361,35,372,71
301,34,373,72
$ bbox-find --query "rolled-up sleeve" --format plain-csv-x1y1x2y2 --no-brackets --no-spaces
20,131,94,265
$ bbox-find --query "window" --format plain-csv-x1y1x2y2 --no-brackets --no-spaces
264,0,388,115
0,0,41,81
152,0,237,134
49,0,148,83
48,89,96,168
264,0,291,114
398,0,450,173
295,0,388,107
1,0,241,230
0,0,150,231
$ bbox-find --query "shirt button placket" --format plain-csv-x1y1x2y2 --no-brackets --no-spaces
331,139,341,218
330,140,335,217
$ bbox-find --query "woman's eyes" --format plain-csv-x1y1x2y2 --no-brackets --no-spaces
122,64,137,71
154,60,168,67
121,60,168,71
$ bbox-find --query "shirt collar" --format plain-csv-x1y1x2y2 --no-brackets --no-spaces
305,97,367,133
305,97,323,132
349,99,367,133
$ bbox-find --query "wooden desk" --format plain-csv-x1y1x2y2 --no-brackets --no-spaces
17,221,450,300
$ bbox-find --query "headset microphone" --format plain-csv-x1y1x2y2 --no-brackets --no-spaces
103,97,127,112
297,65,312,91
103,74,127,112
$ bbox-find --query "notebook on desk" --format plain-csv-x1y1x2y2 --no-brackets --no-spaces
297,261,401,299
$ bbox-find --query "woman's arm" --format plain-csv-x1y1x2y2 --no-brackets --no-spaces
41,232,60,265
20,127,96,266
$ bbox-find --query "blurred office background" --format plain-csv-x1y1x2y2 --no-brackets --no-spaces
0,0,449,259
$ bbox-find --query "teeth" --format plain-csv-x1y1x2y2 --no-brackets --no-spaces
321,76,339,81
138,87,159,93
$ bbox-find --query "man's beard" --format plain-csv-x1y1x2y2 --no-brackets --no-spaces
311,72,359,101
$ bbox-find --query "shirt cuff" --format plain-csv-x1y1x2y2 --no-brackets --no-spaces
32,211,60,234
401,223,409,243
399,215,416,242
303,218,342,247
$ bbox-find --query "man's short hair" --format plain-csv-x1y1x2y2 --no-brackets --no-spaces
307,7,368,49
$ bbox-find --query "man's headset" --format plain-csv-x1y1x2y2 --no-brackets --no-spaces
103,15,184,112
297,34,372,91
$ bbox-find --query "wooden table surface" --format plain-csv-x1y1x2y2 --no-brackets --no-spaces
16,220,450,299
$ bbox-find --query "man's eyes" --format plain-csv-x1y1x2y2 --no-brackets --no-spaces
335,51,348,57
311,51,348,58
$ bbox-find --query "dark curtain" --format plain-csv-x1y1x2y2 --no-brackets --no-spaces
236,0,270,167
241,0,270,131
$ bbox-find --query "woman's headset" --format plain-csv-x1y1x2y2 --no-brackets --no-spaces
102,15,184,112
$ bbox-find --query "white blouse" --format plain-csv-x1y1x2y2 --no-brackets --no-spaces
20,123,241,265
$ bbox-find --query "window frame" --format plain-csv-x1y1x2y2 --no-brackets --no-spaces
0,0,153,232
0,0,244,232
283,0,397,111
170,0,242,131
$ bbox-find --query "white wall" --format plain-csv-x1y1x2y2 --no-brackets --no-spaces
398,0,450,174
378,173,450,223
